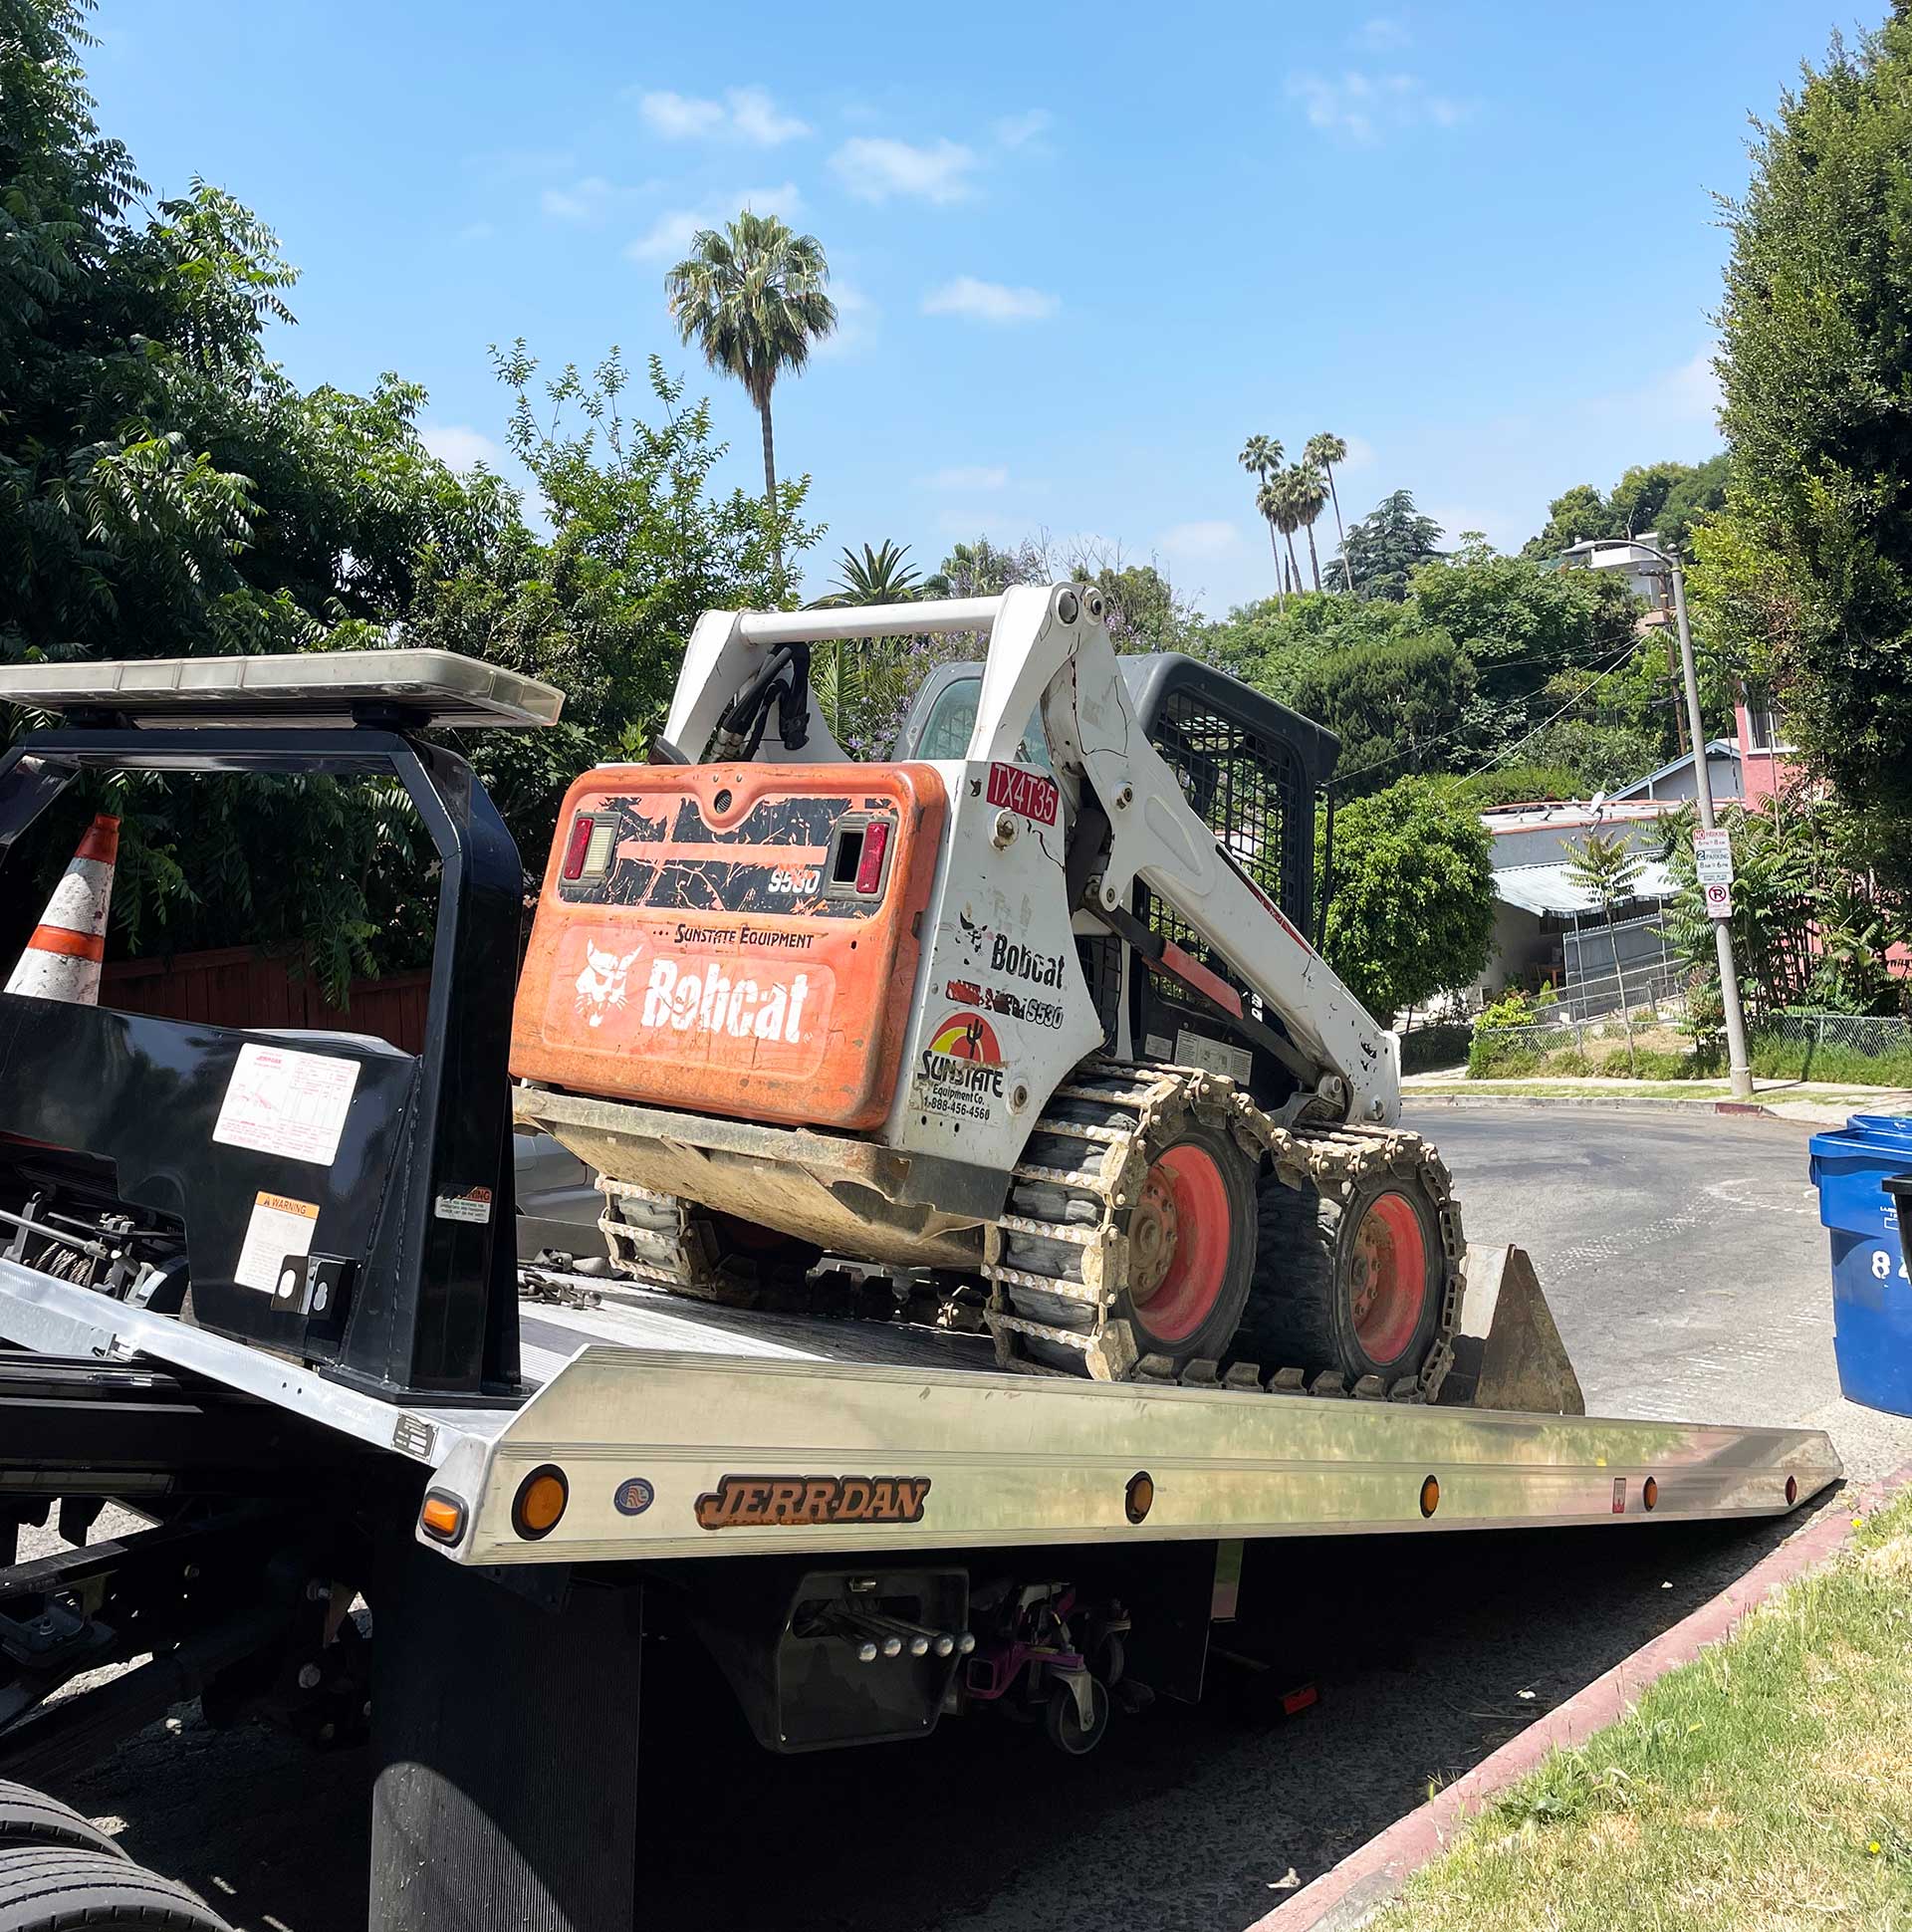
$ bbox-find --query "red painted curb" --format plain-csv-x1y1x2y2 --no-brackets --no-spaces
1250,1464,1912,1932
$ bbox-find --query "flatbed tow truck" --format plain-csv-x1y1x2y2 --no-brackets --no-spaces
0,634,1838,1932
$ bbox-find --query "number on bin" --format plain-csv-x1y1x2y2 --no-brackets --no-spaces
1869,1249,1908,1282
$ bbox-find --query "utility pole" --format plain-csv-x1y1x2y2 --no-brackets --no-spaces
1666,555,1756,1102
1574,537,1756,1101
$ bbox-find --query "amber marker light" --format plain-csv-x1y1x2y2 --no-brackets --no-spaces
420,1492,466,1543
1125,1472,1154,1524
512,1465,570,1541
1419,1475,1441,1519
1642,1477,1660,1512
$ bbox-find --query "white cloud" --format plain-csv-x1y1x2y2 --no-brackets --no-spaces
541,175,616,222
832,136,977,205
1335,432,1377,473
727,86,809,145
636,86,809,145
993,109,1052,149
1352,15,1412,50
1585,343,1724,431
921,276,1059,324
1286,70,1470,142
625,183,805,263
421,424,506,472
813,280,878,360
1158,520,1243,560
921,465,1010,491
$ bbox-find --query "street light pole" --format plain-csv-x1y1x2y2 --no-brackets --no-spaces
1665,554,1756,1101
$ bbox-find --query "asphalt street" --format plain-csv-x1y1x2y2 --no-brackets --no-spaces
36,1105,1912,1932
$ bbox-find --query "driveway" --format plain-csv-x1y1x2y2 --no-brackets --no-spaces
34,1105,1912,1931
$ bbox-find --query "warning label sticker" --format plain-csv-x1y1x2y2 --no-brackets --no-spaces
234,1190,320,1295
213,1043,360,1167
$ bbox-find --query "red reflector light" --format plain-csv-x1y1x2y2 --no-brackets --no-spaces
854,821,890,893
561,815,596,880
1280,1683,1318,1716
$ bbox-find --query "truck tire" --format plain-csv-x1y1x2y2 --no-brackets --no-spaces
0,1846,233,1931
1241,1165,1444,1385
0,1786,125,1861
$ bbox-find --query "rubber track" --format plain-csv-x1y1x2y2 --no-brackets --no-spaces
983,1058,1467,1394
588,1060,1467,1395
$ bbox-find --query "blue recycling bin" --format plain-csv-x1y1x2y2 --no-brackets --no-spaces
1807,1111,1912,1415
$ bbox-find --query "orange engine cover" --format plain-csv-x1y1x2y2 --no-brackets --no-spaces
511,762,947,1131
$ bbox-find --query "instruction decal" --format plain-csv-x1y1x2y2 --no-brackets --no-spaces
213,1043,360,1167
694,1474,932,1531
234,1190,320,1295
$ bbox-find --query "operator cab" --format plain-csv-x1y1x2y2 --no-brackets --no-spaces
892,652,1339,1108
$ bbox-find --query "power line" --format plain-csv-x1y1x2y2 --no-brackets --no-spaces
1460,643,1645,780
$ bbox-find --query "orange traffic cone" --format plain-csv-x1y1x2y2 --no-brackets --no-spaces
7,815,120,1004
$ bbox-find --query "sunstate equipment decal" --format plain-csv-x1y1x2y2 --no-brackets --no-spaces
694,1474,932,1531
913,1009,1006,1122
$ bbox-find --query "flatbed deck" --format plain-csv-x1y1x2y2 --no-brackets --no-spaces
0,1254,1841,1569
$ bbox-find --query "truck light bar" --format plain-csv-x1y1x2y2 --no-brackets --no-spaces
0,649,564,731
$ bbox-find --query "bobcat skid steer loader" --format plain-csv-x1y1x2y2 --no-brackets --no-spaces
511,584,1467,1391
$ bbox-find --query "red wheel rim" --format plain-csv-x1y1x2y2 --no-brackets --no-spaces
1349,1191,1428,1365
1128,1144,1232,1344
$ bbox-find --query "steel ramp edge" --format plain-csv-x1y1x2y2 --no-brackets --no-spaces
0,1256,509,1470
428,1345,1842,1566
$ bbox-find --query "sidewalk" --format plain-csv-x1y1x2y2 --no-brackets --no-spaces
1402,1070,1912,1126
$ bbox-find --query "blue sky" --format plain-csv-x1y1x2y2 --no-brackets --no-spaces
87,0,1845,613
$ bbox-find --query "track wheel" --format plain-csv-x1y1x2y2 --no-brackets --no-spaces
598,1180,822,1307
1243,1166,1444,1385
1044,1676,1111,1756
0,1846,234,1931
1114,1121,1258,1367
0,1785,125,1861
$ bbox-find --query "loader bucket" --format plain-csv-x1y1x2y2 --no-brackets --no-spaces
1434,1244,1585,1415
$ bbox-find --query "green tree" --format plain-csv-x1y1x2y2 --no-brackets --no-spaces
1292,632,1476,793
664,209,836,513
1329,490,1444,600
803,541,923,755
1691,16,1912,889
1522,483,1616,560
814,540,921,605
1319,775,1496,1020
1239,434,1284,585
413,346,818,832
1562,829,1648,1063
1255,475,1290,608
1304,432,1350,571
1284,463,1329,593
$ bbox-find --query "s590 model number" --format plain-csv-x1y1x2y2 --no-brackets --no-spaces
768,866,821,895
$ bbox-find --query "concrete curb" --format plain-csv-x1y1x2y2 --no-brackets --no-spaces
1247,1464,1912,1932
1406,1092,1780,1118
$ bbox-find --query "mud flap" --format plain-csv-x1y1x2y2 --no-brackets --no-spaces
1433,1243,1584,1416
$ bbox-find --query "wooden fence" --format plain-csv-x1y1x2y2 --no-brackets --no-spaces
100,947,431,1054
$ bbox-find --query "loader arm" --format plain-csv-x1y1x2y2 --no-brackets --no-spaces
964,586,1398,1125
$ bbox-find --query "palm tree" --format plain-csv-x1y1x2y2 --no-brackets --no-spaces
1306,432,1350,577
804,542,923,754
1240,435,1284,584
665,209,837,514
812,541,921,606
1267,470,1308,602
1254,477,1289,612
1286,463,1329,593
1563,830,1647,1071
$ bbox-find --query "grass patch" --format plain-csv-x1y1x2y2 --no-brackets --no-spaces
1751,1035,1912,1088
1367,1489,1912,1932
1470,1027,1912,1087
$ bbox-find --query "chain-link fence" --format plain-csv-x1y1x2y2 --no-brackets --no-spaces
1769,1011,1912,1058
